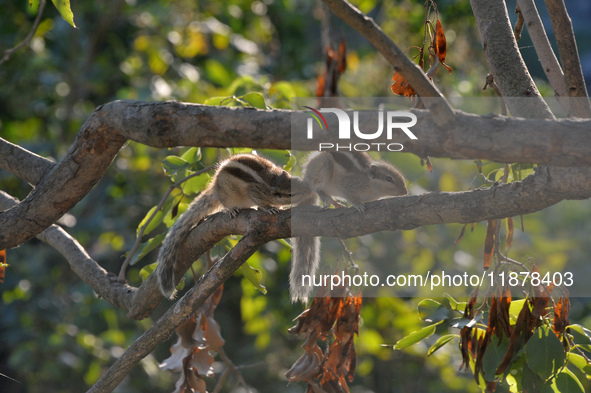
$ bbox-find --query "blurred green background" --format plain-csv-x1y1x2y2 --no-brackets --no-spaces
1,0,590,392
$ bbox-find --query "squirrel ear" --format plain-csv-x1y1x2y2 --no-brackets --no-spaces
369,164,379,177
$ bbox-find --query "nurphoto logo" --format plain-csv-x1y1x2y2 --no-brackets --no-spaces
304,107,418,152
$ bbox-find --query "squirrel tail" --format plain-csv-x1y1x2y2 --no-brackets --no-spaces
290,192,320,303
156,188,221,299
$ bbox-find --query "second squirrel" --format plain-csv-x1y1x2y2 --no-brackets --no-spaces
290,151,408,302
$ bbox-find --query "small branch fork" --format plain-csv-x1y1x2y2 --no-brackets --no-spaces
0,0,47,66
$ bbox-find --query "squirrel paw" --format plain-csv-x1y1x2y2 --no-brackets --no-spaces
264,207,280,215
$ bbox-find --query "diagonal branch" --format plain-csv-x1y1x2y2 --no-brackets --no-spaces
469,0,553,118
516,0,569,114
86,231,267,393
321,0,455,123
0,137,55,185
0,191,136,310
544,0,591,118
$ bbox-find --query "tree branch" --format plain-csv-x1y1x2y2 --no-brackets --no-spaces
516,0,569,113
3,154,591,320
3,100,591,250
0,191,136,310
469,0,553,118
544,0,591,118
129,164,591,319
0,137,55,185
320,0,455,123
86,231,267,393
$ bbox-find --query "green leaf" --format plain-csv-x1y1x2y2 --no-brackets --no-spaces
418,299,450,323
205,59,232,86
522,364,553,393
525,325,567,381
162,155,190,178
552,368,585,393
508,299,527,323
181,147,201,164
269,81,296,101
239,92,266,109
567,352,591,373
482,334,509,381
51,0,76,27
451,313,482,329
139,262,157,282
182,173,210,195
127,234,166,266
427,334,457,356
277,238,291,249
567,324,591,352
239,263,267,295
204,96,230,106
443,292,458,310
137,206,163,237
394,321,442,350
163,199,186,228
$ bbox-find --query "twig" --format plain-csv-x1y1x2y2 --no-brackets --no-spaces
0,0,47,66
118,166,214,281
321,0,455,123
482,74,507,116
513,6,524,41
516,0,570,115
544,0,591,118
217,348,252,393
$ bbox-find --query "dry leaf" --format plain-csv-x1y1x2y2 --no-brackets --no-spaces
434,19,452,73
483,220,496,270
391,72,417,98
505,218,514,254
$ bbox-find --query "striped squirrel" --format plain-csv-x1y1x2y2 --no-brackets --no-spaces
290,151,408,302
156,154,312,299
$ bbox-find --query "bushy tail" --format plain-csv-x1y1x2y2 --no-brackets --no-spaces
290,192,320,303
156,188,221,299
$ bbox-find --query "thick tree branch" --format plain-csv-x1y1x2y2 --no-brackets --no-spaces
87,231,267,393
129,165,591,319
516,0,569,113
321,0,455,123
469,0,553,118
2,100,591,250
0,191,136,309
0,138,55,185
544,0,591,118
90,162,591,390
3,156,591,320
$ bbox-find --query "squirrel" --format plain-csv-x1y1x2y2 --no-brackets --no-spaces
290,151,408,302
156,153,312,299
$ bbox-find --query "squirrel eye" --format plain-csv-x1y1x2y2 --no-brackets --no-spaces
386,176,393,183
